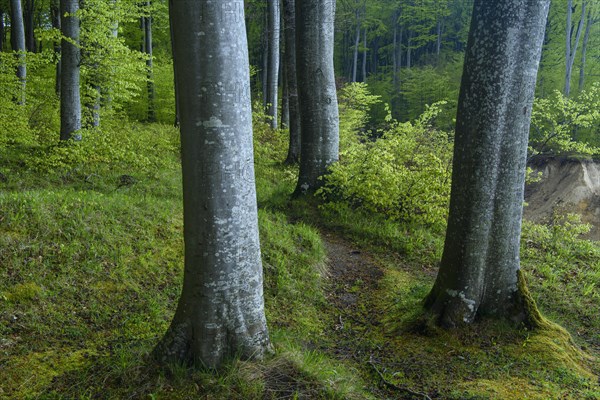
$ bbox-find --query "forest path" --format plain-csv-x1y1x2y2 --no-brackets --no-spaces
317,232,436,399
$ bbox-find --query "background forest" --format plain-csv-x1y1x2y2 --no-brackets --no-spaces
0,0,599,399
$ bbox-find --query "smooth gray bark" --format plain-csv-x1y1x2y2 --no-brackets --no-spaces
51,0,60,96
406,29,412,69
565,0,586,97
294,0,339,195
266,0,280,129
425,0,550,328
351,8,360,83
144,1,155,122
60,0,81,141
578,9,593,91
0,9,5,52
155,0,271,369
10,0,26,104
361,28,367,81
283,0,300,164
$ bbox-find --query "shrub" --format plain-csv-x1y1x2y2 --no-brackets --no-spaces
319,99,452,230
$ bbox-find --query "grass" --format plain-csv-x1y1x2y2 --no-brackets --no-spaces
0,110,599,398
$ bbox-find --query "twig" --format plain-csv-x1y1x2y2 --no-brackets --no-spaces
368,355,432,400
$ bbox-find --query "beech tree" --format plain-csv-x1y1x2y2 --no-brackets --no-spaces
60,0,81,140
0,8,5,52
154,0,271,368
283,0,300,164
294,0,339,195
424,0,551,327
266,0,280,129
10,0,26,104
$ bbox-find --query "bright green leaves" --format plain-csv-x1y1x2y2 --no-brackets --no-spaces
530,83,600,157
320,84,452,230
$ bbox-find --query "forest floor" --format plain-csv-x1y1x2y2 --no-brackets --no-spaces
1,122,599,399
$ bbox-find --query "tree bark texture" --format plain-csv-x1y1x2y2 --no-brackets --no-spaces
23,0,35,52
155,0,271,369
361,28,367,81
424,0,551,328
283,0,300,164
294,0,339,195
60,0,81,140
578,9,593,91
565,0,586,97
10,0,26,104
0,9,5,52
266,0,280,129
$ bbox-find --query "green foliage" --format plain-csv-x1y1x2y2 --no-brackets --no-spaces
337,82,382,151
79,0,148,116
320,98,452,230
530,84,600,157
521,214,600,361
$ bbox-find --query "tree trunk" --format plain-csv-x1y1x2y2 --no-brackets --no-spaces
406,29,412,69
361,27,367,82
351,9,360,83
392,12,398,87
60,0,81,141
51,0,60,96
168,2,179,127
283,0,300,164
154,0,271,369
10,0,26,104
23,0,35,52
424,0,551,328
0,9,5,52
565,0,586,97
294,0,339,195
578,10,593,92
266,0,280,129
144,1,155,122
436,17,443,64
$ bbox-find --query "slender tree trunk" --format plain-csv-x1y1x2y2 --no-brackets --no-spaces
60,0,81,141
168,2,179,127
51,0,60,96
578,10,593,92
361,27,367,82
436,17,443,65
294,0,339,195
155,0,271,369
283,0,300,164
392,13,398,87
351,9,360,83
425,0,551,328
262,8,268,108
0,9,4,52
565,0,586,97
281,62,289,128
144,1,155,122
266,0,280,129
406,29,412,69
10,0,26,104
23,0,35,52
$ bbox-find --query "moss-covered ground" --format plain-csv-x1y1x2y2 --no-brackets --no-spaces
0,119,598,399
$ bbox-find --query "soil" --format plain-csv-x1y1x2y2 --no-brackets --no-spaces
525,157,600,241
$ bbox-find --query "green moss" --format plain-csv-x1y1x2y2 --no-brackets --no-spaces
5,282,43,303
